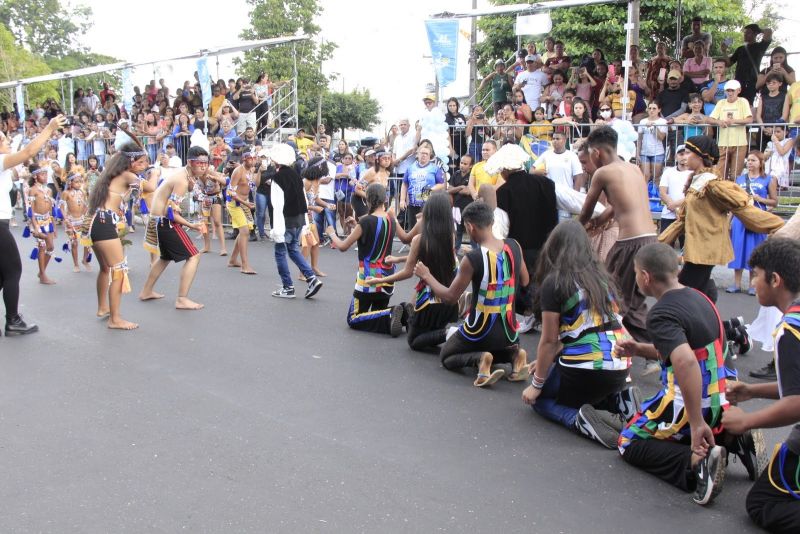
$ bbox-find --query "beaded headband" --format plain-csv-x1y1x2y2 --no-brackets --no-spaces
188,156,210,163
123,150,147,159
67,173,82,182
31,168,48,175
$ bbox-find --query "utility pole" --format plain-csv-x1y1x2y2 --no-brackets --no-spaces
631,0,640,46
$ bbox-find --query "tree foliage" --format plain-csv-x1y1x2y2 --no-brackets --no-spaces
235,0,337,129
476,0,764,79
0,0,92,59
46,52,122,98
321,90,381,139
0,24,59,111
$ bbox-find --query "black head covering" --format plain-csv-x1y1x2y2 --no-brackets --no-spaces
685,135,720,165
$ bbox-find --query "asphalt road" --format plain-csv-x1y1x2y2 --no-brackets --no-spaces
0,225,788,533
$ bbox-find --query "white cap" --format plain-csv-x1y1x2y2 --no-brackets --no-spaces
724,79,741,91
484,144,530,175
269,143,296,167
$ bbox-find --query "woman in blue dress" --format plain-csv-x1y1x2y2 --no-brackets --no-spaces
727,151,777,294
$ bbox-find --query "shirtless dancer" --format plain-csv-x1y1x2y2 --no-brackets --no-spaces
26,163,58,284
579,126,657,344
60,168,92,272
226,149,259,275
576,144,619,262
138,146,206,310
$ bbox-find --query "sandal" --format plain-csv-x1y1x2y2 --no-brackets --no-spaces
474,369,505,387
747,287,756,296
725,286,741,294
508,367,530,382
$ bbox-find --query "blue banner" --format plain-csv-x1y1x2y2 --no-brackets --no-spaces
16,84,25,122
425,19,459,87
122,68,133,115
197,56,212,111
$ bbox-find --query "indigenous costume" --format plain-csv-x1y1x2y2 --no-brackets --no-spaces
225,165,255,230
439,239,523,370
746,301,800,532
406,274,459,351
143,193,198,262
346,214,396,333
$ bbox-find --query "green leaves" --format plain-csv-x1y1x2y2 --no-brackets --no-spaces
321,90,382,138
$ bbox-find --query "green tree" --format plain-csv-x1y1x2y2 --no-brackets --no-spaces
0,24,59,112
0,0,92,59
46,52,122,98
476,0,759,78
235,0,336,129
321,89,381,139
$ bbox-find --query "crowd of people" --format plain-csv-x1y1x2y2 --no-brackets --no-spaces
2,17,800,534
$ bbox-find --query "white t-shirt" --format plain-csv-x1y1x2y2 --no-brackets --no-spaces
535,149,583,190
317,161,336,200
637,118,668,156
514,70,549,110
392,131,417,175
0,155,13,219
659,167,690,219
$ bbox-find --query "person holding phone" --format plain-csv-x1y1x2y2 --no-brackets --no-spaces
722,23,773,105
709,79,753,180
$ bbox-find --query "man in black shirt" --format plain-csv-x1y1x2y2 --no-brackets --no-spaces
657,71,689,122
724,238,800,532
234,78,260,135
722,23,773,105
448,154,474,255
616,243,739,506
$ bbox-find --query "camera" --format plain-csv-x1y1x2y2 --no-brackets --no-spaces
476,113,485,119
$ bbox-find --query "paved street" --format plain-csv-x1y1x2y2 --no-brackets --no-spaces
0,224,788,533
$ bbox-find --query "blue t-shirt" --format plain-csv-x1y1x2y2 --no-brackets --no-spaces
403,161,444,207
702,79,728,115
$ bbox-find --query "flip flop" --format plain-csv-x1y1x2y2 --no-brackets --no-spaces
240,270,257,275
508,367,530,382
474,369,505,387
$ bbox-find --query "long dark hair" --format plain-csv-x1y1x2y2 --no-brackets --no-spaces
366,182,386,214
534,220,618,321
88,143,144,212
418,192,456,286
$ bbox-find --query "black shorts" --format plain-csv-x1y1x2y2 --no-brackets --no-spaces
157,219,199,262
90,210,121,243
351,196,368,219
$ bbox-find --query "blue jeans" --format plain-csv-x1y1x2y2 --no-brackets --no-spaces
274,226,314,288
314,198,336,237
255,192,270,237
532,365,579,428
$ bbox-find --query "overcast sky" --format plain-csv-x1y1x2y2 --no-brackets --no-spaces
82,0,795,137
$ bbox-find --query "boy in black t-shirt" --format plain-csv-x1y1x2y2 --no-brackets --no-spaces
616,243,739,506
724,238,800,532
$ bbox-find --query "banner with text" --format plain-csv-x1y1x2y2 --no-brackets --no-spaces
197,55,212,111
425,19,459,87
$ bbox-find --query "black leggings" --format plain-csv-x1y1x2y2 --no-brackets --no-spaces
0,220,22,319
678,262,718,303
746,445,800,533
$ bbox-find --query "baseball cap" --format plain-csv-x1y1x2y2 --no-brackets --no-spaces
676,144,687,153
525,54,540,63
494,59,505,67
724,79,741,91
667,70,681,80
743,23,762,33
422,93,436,102
365,149,376,157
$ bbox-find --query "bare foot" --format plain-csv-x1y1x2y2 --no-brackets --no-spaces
175,297,204,310
219,250,228,256
82,261,92,272
107,318,139,330
240,268,257,275
73,265,81,273
139,291,165,301
38,273,56,285
200,248,210,254
228,261,241,268
314,270,327,277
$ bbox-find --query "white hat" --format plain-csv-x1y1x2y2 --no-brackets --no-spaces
723,79,741,91
269,143,296,167
484,144,530,175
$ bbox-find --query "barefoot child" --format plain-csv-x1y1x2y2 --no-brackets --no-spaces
26,163,57,284
139,146,206,310
415,201,530,387
226,148,258,274
60,167,92,272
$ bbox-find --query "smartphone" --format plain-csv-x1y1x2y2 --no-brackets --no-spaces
476,113,485,119
608,65,616,84
658,68,666,82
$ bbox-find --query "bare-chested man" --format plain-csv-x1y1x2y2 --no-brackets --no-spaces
226,148,259,274
138,146,206,310
579,126,657,343
577,144,619,262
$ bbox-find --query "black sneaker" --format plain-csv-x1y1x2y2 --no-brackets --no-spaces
616,386,643,421
730,429,768,481
305,277,323,299
693,445,726,505
749,361,776,380
402,302,414,328
574,405,621,449
389,305,404,338
272,286,296,299
4,314,39,336
735,325,751,355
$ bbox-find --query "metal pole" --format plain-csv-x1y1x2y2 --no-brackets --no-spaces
675,0,683,58
631,0,640,46
469,0,477,102
620,0,635,122
60,80,66,112
292,42,298,128
69,78,74,116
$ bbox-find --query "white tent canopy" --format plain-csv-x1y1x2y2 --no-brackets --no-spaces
431,0,627,19
0,35,310,90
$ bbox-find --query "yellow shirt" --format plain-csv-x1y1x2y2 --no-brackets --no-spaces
470,161,499,189
789,82,800,123
710,97,751,147
295,136,314,157
209,95,225,118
